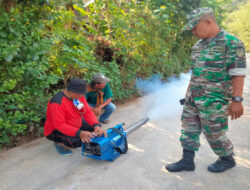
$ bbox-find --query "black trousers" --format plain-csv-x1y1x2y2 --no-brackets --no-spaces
46,120,94,148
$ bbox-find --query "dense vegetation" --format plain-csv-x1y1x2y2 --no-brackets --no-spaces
0,0,235,148
224,0,250,52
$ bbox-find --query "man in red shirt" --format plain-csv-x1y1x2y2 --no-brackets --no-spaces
44,78,107,155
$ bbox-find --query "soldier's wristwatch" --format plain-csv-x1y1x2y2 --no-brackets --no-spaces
232,96,243,102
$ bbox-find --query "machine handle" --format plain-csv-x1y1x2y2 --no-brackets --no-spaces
112,128,128,154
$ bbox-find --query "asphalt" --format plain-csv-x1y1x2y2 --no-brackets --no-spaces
0,55,249,190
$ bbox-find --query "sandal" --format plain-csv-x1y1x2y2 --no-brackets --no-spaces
54,143,73,156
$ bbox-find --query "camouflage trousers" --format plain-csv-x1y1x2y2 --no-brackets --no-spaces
180,94,234,157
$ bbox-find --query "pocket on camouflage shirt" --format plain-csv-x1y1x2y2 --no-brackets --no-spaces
203,66,227,82
209,46,226,61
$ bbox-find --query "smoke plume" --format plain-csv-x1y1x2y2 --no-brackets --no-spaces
136,72,191,121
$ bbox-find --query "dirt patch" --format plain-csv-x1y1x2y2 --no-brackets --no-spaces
0,127,43,154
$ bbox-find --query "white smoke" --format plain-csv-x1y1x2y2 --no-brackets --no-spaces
136,71,191,121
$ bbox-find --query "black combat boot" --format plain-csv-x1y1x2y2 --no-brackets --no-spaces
165,149,195,172
208,155,236,173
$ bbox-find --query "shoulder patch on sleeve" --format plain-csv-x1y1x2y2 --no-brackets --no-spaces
50,91,65,105
235,46,245,58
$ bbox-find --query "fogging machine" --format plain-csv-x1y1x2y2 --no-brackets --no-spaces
82,117,149,161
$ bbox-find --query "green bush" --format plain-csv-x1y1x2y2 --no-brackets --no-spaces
0,5,59,147
224,0,250,52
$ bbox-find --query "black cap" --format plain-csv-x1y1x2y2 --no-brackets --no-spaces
67,78,87,94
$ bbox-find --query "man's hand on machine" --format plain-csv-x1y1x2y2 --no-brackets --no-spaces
80,127,107,143
80,131,95,143
94,126,107,137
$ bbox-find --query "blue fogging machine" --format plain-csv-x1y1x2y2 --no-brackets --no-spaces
82,117,149,161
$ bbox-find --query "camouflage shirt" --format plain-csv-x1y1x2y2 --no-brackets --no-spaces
189,29,247,100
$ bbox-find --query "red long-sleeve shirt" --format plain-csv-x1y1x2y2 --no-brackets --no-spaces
44,91,100,137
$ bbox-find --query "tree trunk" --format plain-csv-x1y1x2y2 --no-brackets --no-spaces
1,0,16,12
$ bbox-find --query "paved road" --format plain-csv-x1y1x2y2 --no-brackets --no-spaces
0,55,249,190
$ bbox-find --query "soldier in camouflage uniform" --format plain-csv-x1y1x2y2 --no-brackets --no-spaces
165,7,246,173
